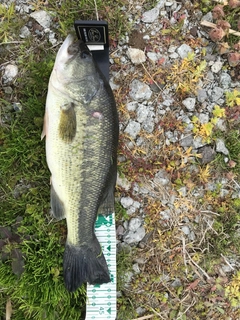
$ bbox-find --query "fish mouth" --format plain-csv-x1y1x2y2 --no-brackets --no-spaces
67,39,92,59
55,35,92,66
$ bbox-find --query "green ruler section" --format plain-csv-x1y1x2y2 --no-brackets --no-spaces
85,213,116,319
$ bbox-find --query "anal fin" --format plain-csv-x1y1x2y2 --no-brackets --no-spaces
98,162,117,216
50,185,65,220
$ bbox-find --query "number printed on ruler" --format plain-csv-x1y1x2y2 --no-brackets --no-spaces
86,213,117,320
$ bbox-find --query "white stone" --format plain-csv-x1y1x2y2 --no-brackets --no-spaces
129,79,152,102
142,7,159,23
129,217,142,232
3,64,18,83
19,26,31,38
136,104,149,123
216,139,229,155
147,52,158,62
211,60,223,73
127,48,146,64
181,226,190,235
30,10,52,29
182,97,196,111
124,120,141,139
177,44,193,59
120,197,134,209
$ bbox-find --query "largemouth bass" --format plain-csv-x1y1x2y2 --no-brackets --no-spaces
42,34,119,292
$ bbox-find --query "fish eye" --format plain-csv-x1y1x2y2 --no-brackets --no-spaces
68,43,79,56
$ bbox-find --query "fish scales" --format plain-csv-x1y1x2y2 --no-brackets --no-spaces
42,35,119,292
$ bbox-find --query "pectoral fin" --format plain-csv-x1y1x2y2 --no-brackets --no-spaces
58,103,76,142
41,110,49,140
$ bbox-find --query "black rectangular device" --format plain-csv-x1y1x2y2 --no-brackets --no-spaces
74,20,110,82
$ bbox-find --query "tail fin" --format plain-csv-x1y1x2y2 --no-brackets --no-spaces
63,237,110,292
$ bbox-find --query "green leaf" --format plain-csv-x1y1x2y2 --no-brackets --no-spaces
212,105,225,118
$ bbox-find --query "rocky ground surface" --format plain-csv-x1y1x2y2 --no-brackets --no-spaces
1,0,240,319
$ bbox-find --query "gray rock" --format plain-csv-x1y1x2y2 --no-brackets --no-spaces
142,7,159,23
220,72,232,89
136,307,146,316
147,52,159,62
116,225,125,237
210,87,224,102
198,113,209,124
109,78,119,91
178,186,187,197
3,64,18,83
182,97,196,111
124,120,141,139
3,86,13,95
216,139,229,155
160,210,171,220
206,71,214,81
126,101,138,112
162,99,174,107
153,169,170,186
177,44,193,59
19,26,31,38
123,226,146,244
198,145,216,164
193,136,205,149
211,59,223,73
181,225,190,235
189,231,196,241
168,45,177,53
128,217,142,232
136,104,149,123
180,135,193,147
197,89,207,103
127,48,146,64
142,117,155,133
201,12,213,23
171,278,182,287
129,80,152,102
48,31,57,45
216,118,227,132
169,52,179,59
30,10,52,29
120,197,134,209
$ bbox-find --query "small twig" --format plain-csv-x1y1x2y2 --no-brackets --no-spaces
141,63,163,92
0,41,24,45
149,307,165,319
200,210,220,216
232,179,240,189
221,254,235,271
186,250,211,280
201,21,240,37
181,236,188,275
93,0,99,21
